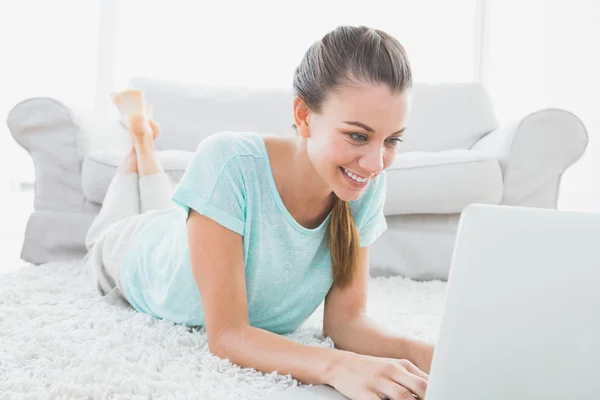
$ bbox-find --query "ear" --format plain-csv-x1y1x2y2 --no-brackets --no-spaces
293,96,312,138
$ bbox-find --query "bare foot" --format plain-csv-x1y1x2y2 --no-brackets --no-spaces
111,89,159,143
148,119,160,140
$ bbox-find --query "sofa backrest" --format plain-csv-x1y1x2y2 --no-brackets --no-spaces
129,76,499,152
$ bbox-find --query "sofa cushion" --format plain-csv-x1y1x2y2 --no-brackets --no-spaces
82,150,193,205
128,77,500,153
400,83,499,152
128,77,295,152
83,147,502,216
384,149,503,215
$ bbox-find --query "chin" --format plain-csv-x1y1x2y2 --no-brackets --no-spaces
334,190,365,202
332,166,371,202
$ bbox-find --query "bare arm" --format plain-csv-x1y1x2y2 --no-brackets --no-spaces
187,210,347,384
323,247,435,373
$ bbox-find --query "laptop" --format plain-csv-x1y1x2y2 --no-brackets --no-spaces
265,203,600,399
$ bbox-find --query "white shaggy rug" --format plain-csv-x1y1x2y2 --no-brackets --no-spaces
0,261,448,399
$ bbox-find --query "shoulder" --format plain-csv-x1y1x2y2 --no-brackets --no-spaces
186,131,267,188
194,131,265,164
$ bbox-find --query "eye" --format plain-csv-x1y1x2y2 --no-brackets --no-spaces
348,132,368,142
386,137,404,146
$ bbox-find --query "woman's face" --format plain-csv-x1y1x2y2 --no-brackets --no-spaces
295,83,411,202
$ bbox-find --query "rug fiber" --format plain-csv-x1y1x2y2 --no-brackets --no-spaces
0,261,447,399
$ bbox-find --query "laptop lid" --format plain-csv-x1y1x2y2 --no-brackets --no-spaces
426,204,600,400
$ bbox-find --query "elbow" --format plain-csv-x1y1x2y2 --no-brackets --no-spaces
323,317,349,343
323,313,365,344
207,326,245,360
323,321,338,341
207,338,227,359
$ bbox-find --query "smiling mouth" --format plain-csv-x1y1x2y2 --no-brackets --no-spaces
340,167,370,184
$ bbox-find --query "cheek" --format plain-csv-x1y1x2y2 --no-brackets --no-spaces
306,136,336,172
310,134,346,166
382,151,398,170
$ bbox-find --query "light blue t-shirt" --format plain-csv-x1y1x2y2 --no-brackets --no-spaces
120,131,387,334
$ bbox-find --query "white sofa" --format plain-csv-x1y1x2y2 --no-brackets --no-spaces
6,77,588,280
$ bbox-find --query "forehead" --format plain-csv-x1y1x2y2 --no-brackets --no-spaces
322,83,410,124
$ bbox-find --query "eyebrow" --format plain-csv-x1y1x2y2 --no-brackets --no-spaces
343,121,406,135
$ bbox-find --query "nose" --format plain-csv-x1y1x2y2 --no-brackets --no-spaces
358,144,384,175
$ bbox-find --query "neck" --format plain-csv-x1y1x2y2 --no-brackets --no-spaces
290,136,334,209
266,135,335,228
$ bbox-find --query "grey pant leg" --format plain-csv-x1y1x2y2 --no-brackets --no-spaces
83,171,140,308
84,171,177,309
85,172,140,251
86,171,177,247
84,231,132,309
139,172,178,213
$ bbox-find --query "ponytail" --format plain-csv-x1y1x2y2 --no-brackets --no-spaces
329,195,360,288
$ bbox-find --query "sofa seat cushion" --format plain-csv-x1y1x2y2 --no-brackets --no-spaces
82,150,193,205
384,149,503,215
83,148,503,215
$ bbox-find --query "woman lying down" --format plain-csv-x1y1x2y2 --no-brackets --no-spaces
84,25,436,400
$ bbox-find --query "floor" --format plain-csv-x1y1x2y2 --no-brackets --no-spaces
0,189,34,274
0,186,598,275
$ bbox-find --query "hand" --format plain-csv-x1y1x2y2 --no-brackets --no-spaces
328,352,429,399
407,337,436,375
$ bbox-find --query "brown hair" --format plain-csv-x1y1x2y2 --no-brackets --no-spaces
292,25,412,288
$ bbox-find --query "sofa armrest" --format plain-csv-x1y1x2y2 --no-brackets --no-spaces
470,108,588,207
6,97,130,211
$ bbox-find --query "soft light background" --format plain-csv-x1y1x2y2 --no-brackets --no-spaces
1,0,598,208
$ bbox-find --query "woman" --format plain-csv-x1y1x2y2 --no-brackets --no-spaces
84,25,435,400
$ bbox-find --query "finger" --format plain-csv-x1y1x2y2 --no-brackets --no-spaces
394,359,429,381
376,379,416,400
364,392,382,400
389,369,427,399
392,375,427,399
406,364,429,381
354,390,381,400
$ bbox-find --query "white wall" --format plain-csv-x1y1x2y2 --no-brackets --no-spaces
1,0,597,209
485,0,600,209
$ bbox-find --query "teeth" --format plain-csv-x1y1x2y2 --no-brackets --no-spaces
343,168,369,183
